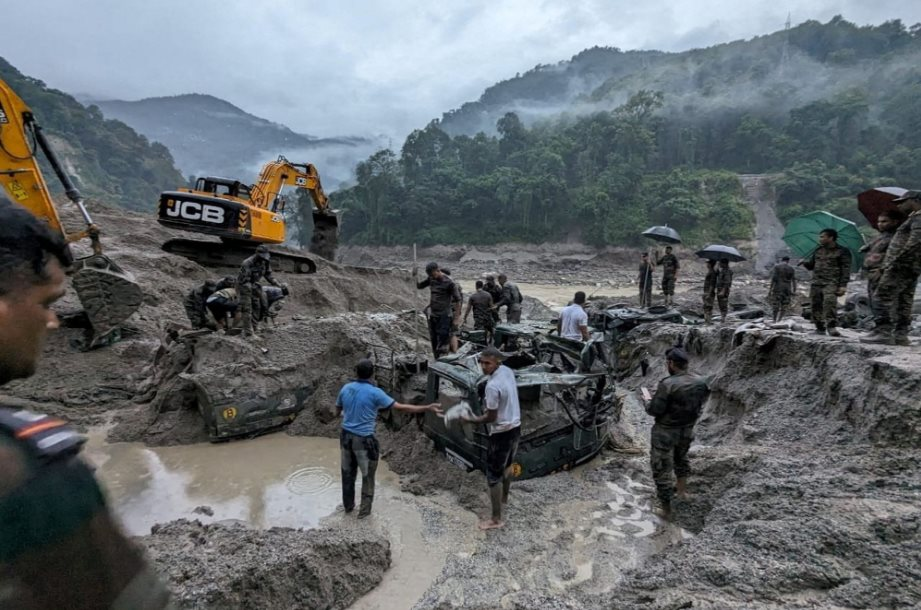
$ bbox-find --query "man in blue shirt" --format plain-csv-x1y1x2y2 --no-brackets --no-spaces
337,359,441,518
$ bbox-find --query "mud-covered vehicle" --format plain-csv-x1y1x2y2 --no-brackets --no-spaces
422,351,617,480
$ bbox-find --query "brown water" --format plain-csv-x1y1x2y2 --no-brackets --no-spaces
84,431,395,535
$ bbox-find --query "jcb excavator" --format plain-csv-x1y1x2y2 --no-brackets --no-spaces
0,78,142,347
157,156,339,273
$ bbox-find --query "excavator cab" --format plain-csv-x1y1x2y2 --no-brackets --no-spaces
0,78,142,348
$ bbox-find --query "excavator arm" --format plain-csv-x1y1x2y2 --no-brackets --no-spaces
251,156,339,260
0,77,142,347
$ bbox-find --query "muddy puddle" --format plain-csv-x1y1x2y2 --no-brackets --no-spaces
84,432,400,535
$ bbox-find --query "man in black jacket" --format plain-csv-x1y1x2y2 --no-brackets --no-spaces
643,347,710,516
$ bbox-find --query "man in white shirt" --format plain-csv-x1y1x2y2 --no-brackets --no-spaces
463,347,521,530
558,291,590,341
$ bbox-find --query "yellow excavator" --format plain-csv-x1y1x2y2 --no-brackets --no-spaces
0,78,142,347
157,156,339,273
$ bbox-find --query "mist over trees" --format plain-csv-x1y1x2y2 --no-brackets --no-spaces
333,17,921,247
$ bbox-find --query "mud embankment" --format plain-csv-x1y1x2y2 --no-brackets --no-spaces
603,324,921,609
142,520,390,609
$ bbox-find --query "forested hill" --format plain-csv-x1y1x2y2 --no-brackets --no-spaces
94,95,367,181
331,17,921,248
0,58,184,211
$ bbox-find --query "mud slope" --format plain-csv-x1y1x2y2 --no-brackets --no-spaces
141,520,390,609
1,203,417,431
602,324,921,609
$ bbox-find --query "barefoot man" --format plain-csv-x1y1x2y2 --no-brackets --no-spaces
463,347,521,530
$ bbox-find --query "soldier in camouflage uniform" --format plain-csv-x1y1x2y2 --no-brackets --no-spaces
183,279,218,329
237,244,281,339
463,280,496,344
800,229,851,337
638,253,654,308
656,246,680,306
0,195,173,609
768,256,796,322
495,274,523,324
862,191,921,346
702,260,716,324
860,209,906,312
484,275,503,324
643,347,711,516
715,259,733,323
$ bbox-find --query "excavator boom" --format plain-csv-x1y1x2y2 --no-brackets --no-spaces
0,78,142,347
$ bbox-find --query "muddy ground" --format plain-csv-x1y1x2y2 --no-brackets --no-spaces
4,201,920,608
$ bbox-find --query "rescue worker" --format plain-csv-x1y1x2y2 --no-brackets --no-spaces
463,280,496,344
415,262,461,357
860,209,906,312
259,284,289,327
862,191,921,346
206,284,238,331
768,256,797,322
800,229,852,337
337,359,440,518
638,253,654,308
484,275,503,324
715,259,733,323
558,291,590,341
183,279,218,330
237,244,281,339
0,195,173,608
495,273,523,323
441,268,462,353
702,260,717,324
642,347,711,517
656,246,680,306
461,347,521,530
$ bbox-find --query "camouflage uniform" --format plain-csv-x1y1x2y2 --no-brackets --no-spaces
638,261,654,307
468,289,496,335
237,253,279,335
702,266,716,322
645,372,711,505
862,231,894,305
871,210,921,339
769,262,796,321
183,281,216,329
715,265,733,320
0,408,174,609
496,281,523,324
484,280,503,323
657,253,679,297
802,244,851,331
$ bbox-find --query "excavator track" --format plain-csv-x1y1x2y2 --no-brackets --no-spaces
162,239,318,274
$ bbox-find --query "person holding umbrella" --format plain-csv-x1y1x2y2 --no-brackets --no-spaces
702,260,717,324
799,229,852,336
715,259,734,323
862,190,921,346
860,209,906,310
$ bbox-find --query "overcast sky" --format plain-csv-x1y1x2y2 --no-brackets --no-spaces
5,1,920,141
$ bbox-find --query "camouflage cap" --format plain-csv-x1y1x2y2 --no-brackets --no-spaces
893,190,921,202
255,244,270,259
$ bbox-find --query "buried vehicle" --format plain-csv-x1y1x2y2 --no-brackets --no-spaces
422,352,618,480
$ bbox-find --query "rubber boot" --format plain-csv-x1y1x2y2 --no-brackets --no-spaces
676,478,688,499
357,497,373,519
813,324,826,336
704,311,712,325
893,332,911,347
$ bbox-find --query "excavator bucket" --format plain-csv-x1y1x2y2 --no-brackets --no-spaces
71,253,143,347
310,210,339,261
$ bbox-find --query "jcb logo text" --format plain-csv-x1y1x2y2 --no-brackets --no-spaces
165,201,225,224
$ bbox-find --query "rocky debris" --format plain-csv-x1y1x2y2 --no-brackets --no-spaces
595,322,921,609
140,519,391,609
192,506,213,517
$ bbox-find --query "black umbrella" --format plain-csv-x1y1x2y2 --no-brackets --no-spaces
695,244,746,262
642,225,682,244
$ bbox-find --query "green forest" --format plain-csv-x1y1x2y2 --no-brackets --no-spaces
332,18,921,247
0,57,184,211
